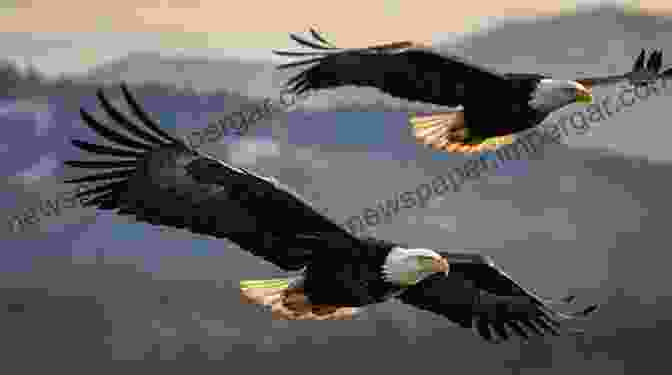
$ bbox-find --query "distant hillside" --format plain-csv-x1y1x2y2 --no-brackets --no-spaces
0,59,257,109
46,5,672,113
449,6,672,77
83,51,281,99
2,6,663,114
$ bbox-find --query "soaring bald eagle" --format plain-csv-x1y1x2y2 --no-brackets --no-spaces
274,29,667,153
63,85,597,343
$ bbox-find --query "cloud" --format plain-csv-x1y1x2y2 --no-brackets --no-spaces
11,98,50,113
196,316,243,337
33,107,53,136
0,98,53,136
536,207,577,241
0,101,17,116
294,146,330,169
422,215,457,231
227,138,281,165
558,175,578,193
14,153,60,183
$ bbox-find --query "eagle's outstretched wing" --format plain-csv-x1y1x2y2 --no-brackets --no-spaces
63,84,360,271
397,251,597,343
575,49,666,89
273,29,511,107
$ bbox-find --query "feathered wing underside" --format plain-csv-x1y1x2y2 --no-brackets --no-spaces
409,111,516,153
576,49,671,89
397,252,598,343
63,84,360,271
274,28,511,107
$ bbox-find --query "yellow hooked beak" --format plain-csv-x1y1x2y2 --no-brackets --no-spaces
575,83,593,104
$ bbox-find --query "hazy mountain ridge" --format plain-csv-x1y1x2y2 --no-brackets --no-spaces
7,5,672,112
0,58,257,106
65,6,672,112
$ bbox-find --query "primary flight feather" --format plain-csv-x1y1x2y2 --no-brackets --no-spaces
63,84,597,342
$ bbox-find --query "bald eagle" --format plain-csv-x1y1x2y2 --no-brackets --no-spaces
63,85,597,343
274,29,667,153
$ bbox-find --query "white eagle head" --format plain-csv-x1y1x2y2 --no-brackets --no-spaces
382,247,450,286
529,79,593,112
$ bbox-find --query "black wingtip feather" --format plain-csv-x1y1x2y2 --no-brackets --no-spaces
63,169,134,184
579,304,599,317
289,32,333,50
540,294,576,305
309,28,335,47
82,191,119,208
71,139,144,158
119,83,183,145
290,80,310,95
647,50,660,71
476,319,493,341
538,302,597,322
74,180,128,198
652,50,661,72
507,321,529,340
492,323,510,341
562,295,576,304
533,317,560,336
97,195,122,209
95,89,169,146
277,56,326,70
286,71,307,87
272,50,328,57
634,49,646,71
273,30,341,71
64,160,138,169
79,108,154,151
520,320,544,337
